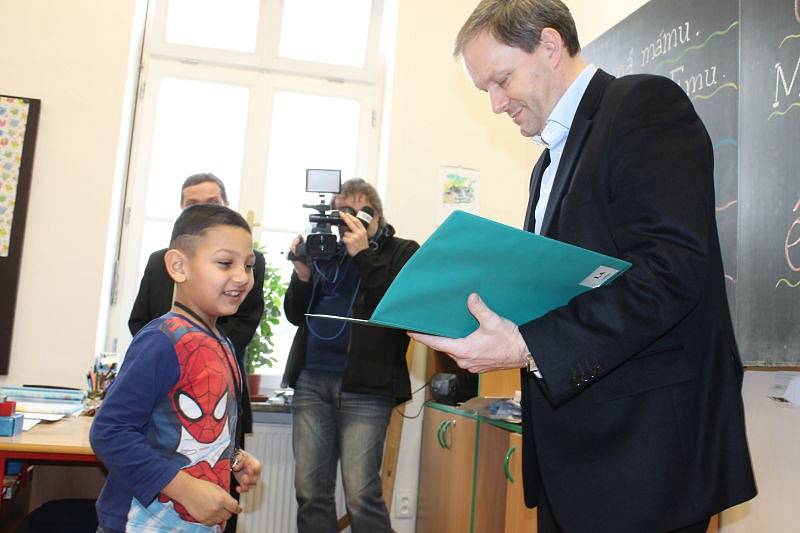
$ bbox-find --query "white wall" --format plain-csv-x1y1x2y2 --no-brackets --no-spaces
0,0,142,389
381,0,534,243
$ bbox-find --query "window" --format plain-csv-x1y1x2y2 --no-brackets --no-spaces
165,0,261,53
278,0,373,67
108,0,388,389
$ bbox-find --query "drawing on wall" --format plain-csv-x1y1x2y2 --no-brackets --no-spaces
437,165,479,225
0,97,32,257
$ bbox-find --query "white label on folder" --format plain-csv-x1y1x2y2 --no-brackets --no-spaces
580,266,620,288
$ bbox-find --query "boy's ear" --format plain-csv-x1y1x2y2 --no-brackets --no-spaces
164,249,189,283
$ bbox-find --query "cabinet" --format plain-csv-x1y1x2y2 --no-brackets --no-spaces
478,368,520,398
417,403,535,533
422,351,718,533
416,405,477,533
504,432,537,531
478,425,537,533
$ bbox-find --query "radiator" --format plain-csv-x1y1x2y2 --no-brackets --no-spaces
237,422,347,533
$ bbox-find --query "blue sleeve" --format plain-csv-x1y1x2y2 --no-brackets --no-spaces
90,327,182,505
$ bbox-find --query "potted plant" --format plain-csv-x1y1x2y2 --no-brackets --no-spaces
245,252,287,397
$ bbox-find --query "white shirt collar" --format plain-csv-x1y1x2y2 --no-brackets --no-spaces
533,64,597,150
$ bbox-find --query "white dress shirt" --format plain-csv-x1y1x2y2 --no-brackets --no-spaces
532,65,597,235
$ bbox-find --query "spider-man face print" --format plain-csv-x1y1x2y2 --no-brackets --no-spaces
172,332,233,444
143,317,239,527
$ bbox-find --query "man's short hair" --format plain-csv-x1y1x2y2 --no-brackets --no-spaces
180,172,229,205
334,178,386,227
169,204,251,253
454,0,581,58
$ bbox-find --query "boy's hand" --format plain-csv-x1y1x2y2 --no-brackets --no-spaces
163,471,242,525
232,450,262,494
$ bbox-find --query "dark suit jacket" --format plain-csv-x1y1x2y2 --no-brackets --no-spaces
517,70,756,531
128,248,266,435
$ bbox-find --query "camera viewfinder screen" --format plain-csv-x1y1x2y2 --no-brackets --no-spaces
306,169,341,193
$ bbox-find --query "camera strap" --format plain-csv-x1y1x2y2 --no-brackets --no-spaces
312,248,349,286
305,276,362,341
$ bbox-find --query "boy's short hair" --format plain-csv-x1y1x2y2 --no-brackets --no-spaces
169,204,251,254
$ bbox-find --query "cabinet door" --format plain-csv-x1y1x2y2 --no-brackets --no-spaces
504,432,537,532
474,422,511,533
416,406,477,533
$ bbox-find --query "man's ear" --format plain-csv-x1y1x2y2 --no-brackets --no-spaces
165,249,189,283
539,28,563,62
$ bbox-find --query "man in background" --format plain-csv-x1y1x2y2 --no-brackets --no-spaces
410,1,756,531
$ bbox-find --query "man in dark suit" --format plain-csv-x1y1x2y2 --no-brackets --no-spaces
128,172,265,448
410,1,757,531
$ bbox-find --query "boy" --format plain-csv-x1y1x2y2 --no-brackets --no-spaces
91,204,262,532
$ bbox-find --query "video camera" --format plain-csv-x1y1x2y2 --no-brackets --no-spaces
287,169,374,263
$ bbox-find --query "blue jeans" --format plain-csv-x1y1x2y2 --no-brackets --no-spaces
292,369,394,533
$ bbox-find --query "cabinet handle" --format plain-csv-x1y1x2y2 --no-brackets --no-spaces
504,445,517,483
441,419,456,449
436,420,447,448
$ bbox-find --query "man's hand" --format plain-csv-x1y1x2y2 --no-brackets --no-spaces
162,471,242,526
409,293,530,373
290,235,311,282
339,212,370,257
232,450,262,494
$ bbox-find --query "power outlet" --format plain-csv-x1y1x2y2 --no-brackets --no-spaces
394,490,415,518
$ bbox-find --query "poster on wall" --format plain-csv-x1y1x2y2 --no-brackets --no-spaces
1,98,33,256
0,95,40,375
436,165,479,225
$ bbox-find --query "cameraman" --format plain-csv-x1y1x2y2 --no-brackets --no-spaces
282,178,419,533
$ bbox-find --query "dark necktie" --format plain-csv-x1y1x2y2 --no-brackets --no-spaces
525,148,550,232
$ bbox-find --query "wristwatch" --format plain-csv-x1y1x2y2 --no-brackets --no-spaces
524,351,542,378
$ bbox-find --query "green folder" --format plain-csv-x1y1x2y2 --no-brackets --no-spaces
307,210,631,338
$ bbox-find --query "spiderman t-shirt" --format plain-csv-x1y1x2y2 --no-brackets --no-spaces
91,313,240,532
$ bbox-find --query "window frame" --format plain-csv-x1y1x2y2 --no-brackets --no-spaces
147,0,384,83
106,0,386,387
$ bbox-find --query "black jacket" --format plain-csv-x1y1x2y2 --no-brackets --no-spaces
128,247,266,434
518,71,756,531
282,228,419,403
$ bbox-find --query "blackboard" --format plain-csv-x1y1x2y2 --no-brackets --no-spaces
583,0,799,365
737,0,800,365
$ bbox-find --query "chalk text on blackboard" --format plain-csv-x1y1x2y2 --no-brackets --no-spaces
611,48,635,77
641,22,691,67
786,199,800,272
669,64,718,97
773,54,800,108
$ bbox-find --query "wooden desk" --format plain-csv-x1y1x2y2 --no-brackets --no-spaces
0,416,99,513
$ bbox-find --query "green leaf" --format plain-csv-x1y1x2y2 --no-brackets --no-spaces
244,252,289,374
